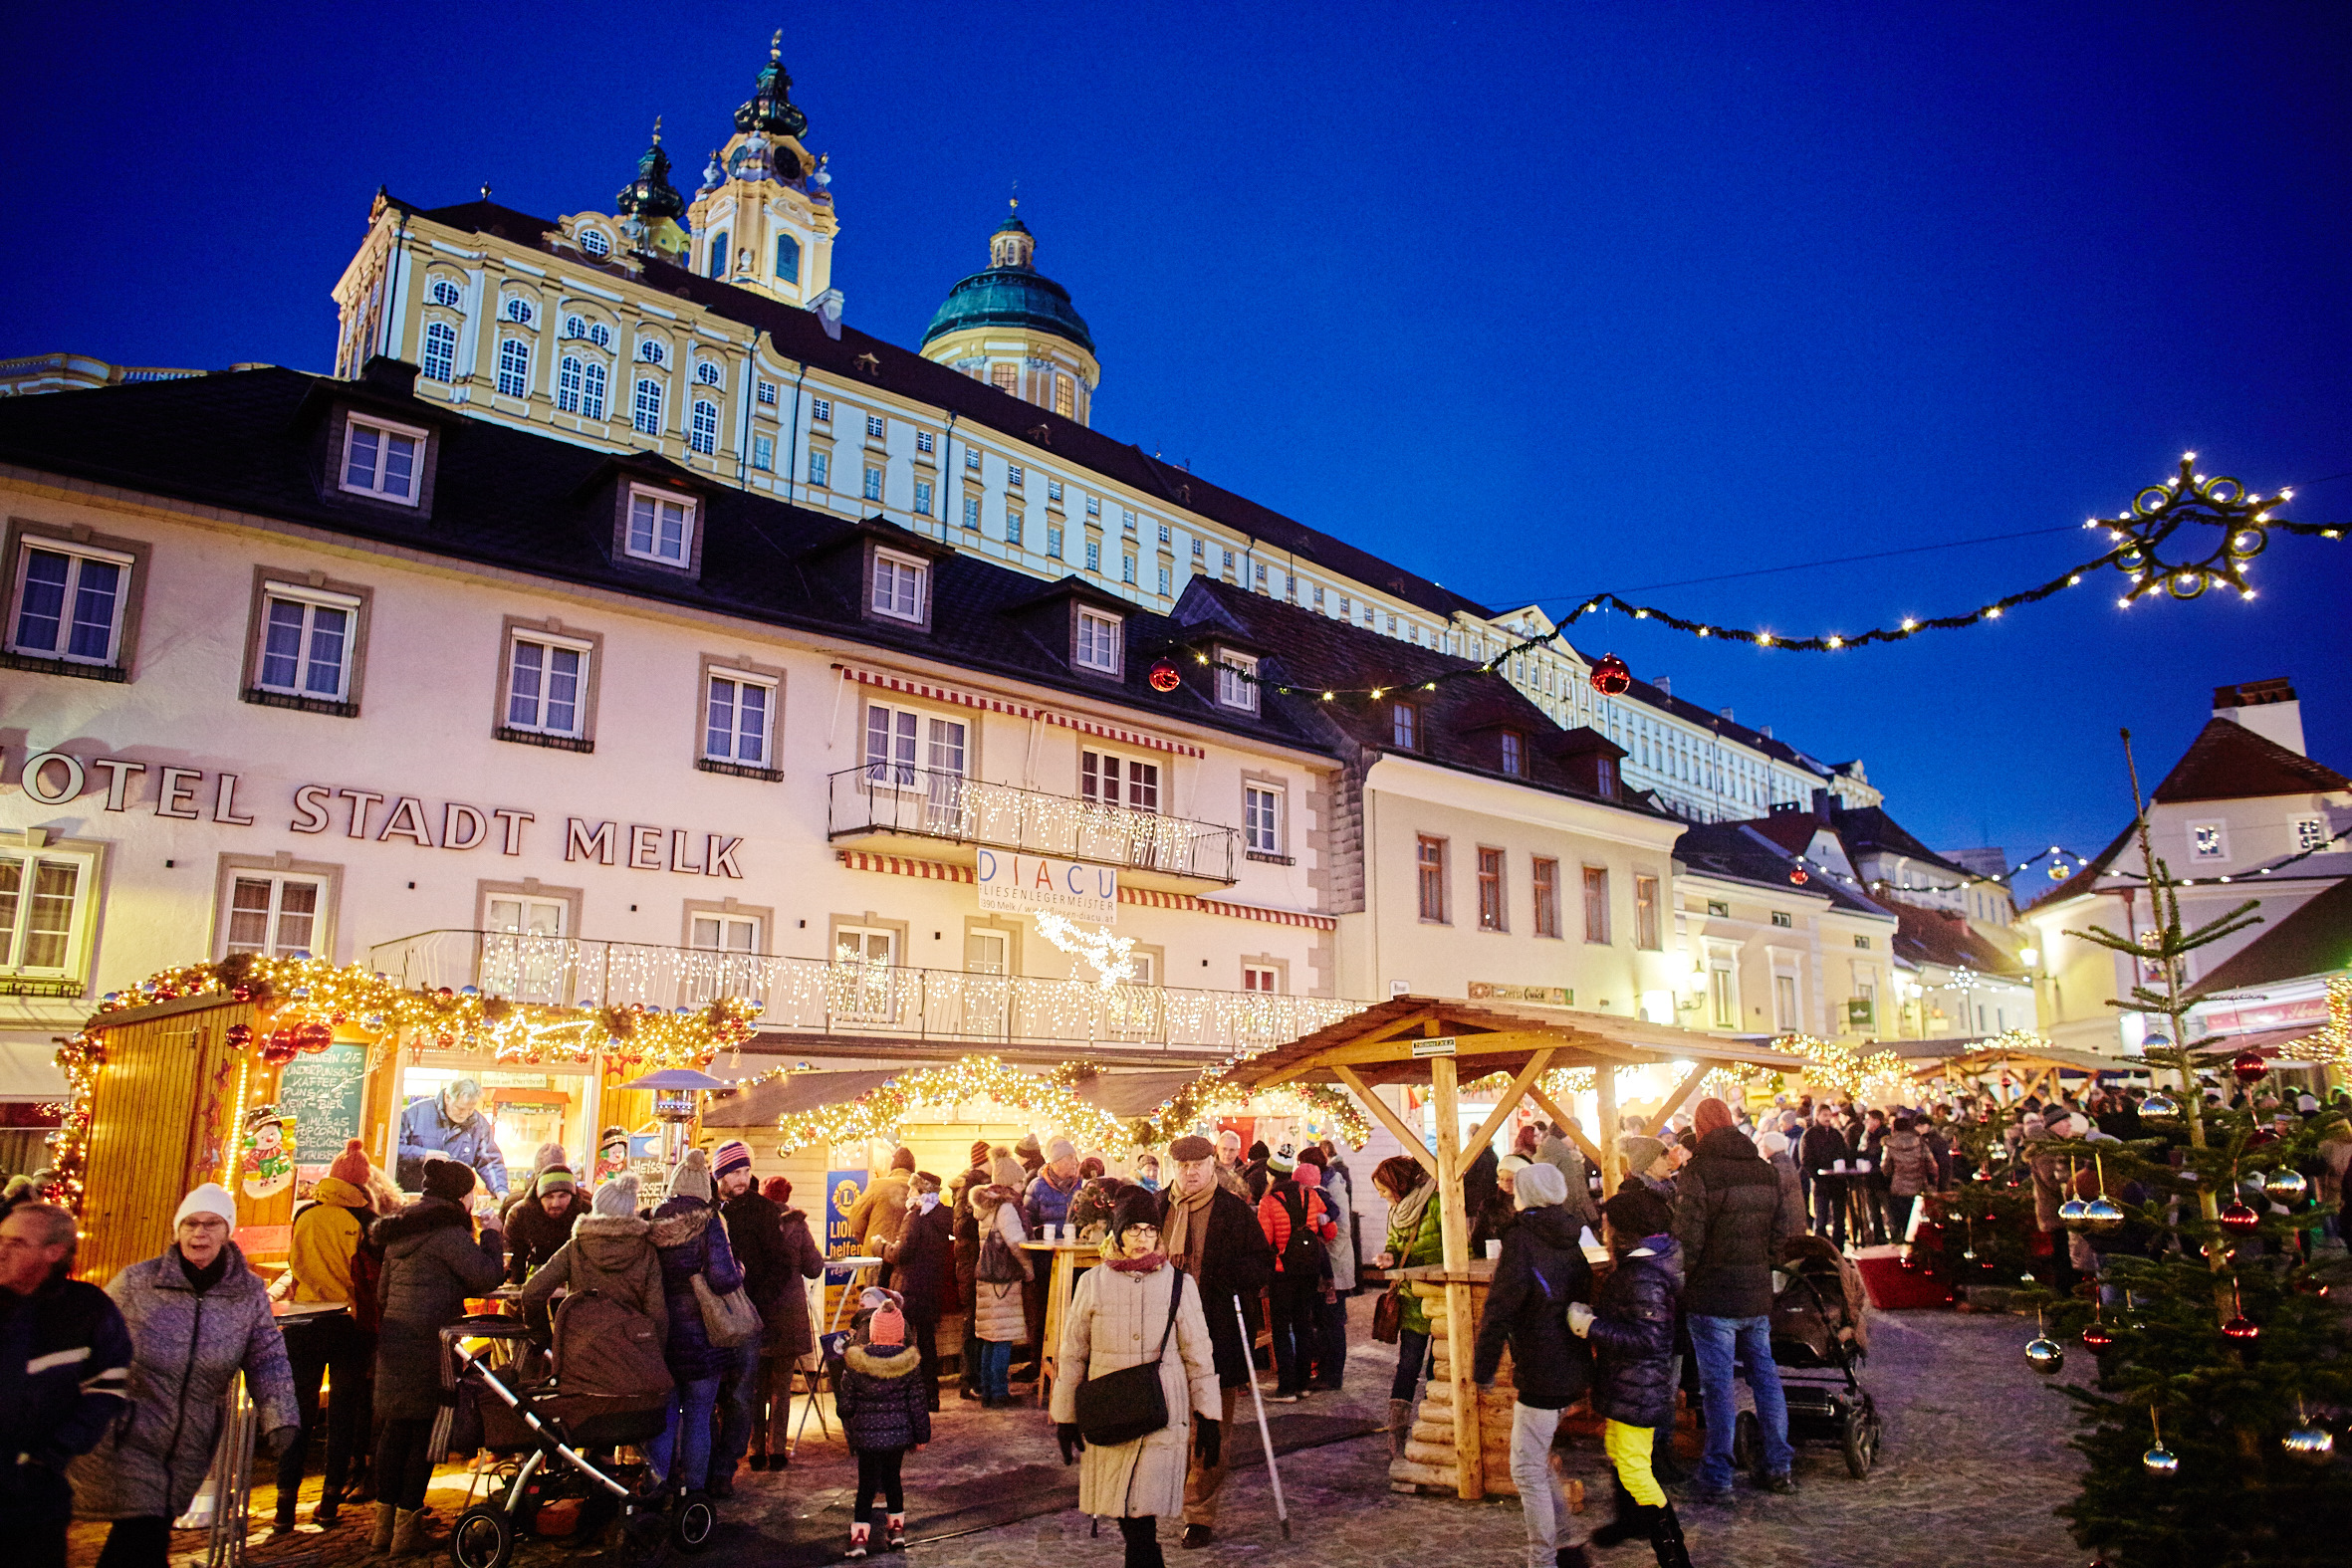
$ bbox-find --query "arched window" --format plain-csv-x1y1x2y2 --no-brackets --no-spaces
637,339,666,366
580,361,607,420
580,228,610,258
708,231,730,279
588,323,612,349
633,378,663,435
557,355,583,413
503,298,533,326
420,321,457,382
776,233,801,284
562,315,587,339
429,278,462,309
690,399,719,455
496,337,531,398
694,360,722,386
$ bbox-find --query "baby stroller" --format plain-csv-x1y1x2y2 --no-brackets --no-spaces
1733,1234,1882,1478
439,1290,708,1568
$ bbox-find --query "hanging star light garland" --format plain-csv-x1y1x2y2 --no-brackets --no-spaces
1775,1032,1908,1100
757,1055,1134,1155
1033,913,1140,988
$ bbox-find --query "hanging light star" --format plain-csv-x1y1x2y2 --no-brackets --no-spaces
2100,452,2284,602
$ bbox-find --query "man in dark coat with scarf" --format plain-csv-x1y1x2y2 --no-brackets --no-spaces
883,1173,954,1411
1158,1134,1275,1549
1672,1097,1799,1501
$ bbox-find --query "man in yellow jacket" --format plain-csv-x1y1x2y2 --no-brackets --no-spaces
275,1138,379,1532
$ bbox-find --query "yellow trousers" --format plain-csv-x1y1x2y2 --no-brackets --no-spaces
1602,1419,1666,1507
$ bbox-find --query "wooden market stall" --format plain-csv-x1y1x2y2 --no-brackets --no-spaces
1904,1039,2146,1104
1225,996,1800,1502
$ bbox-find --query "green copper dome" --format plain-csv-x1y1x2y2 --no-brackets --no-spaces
922,214,1094,354
615,125,684,222
735,34,809,141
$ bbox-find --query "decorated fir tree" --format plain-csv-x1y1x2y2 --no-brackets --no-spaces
2023,732,2351,1566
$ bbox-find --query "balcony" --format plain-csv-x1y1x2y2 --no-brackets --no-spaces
367,929,1356,1055
826,765,1240,888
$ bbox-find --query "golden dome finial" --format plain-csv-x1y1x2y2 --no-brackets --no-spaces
651,114,663,143
770,28,782,60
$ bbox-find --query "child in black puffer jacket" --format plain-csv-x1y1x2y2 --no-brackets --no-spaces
1570,1186,1692,1568
832,1292,931,1557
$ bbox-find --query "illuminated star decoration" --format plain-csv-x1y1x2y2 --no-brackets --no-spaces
1033,913,1139,988
2096,452,2290,604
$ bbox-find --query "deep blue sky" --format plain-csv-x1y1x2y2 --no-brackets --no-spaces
8,2,2348,872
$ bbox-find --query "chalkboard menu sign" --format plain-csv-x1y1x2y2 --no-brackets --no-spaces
278,1041,368,1189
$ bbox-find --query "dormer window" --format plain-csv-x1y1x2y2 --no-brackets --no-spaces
340,415,424,506
1074,608,1122,675
1389,701,1418,749
429,278,462,309
1216,652,1259,713
581,228,611,258
1500,731,1526,778
625,486,695,566
503,298,535,326
871,549,927,623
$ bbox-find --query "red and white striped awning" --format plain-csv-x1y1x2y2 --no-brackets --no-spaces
835,850,1333,931
835,664,1205,758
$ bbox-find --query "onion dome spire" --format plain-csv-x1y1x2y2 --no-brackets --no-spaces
735,29,809,140
615,117,685,222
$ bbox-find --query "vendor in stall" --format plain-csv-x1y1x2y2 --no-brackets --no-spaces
394,1078,510,1198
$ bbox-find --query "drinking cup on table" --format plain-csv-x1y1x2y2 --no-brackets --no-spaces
1485,1239,1502,1260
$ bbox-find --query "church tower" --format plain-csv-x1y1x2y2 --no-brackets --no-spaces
613,120,690,265
921,203,1098,425
684,33,838,309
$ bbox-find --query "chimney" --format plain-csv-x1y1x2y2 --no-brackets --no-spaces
1655,676,1671,698
358,355,419,397
1718,707,1734,723
2213,677,2304,756
1810,786,1832,824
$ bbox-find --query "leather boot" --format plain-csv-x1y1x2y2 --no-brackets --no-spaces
1588,1475,1651,1548
370,1502,396,1552
1387,1398,1413,1459
388,1507,428,1558
1648,1503,1693,1568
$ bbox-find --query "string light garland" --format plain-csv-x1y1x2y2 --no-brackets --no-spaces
1775,1032,1907,1100
1033,913,1140,988
2043,817,2352,895
2277,976,2352,1072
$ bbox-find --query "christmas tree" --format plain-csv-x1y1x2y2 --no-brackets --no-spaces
2026,731,2352,1567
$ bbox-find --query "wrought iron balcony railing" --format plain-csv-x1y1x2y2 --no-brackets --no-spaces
366,929,1356,1054
826,765,1239,884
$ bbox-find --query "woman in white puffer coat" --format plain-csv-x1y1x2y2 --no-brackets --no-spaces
1050,1188,1220,1568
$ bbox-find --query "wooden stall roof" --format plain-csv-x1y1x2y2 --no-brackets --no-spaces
1066,1067,1209,1119
1223,996,1803,1089
1907,1042,2139,1078
700,1068,915,1127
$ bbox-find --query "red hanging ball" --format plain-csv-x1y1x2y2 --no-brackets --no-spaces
1589,653,1632,697
2246,1127,2280,1148
1789,865,1810,885
2220,1202,2260,1235
2081,1322,2115,1350
295,1019,334,1053
1148,658,1182,693
2232,1048,2268,1083
2222,1315,2260,1341
225,1023,254,1048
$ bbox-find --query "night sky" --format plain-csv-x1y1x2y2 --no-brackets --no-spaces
7,3,2347,874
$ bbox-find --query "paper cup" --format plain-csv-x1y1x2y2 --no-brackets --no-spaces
1485,1239,1503,1260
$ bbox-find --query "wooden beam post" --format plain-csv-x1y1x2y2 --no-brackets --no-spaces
1529,1085,1607,1172
1465,1048,1555,1162
1594,1062,1621,1194
1644,1061,1712,1138
1428,1051,1483,1500
1333,1065,1438,1180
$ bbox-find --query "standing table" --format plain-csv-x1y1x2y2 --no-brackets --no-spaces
1022,1238,1101,1407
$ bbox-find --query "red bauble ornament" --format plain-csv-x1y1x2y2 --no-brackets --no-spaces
436,1032,455,1047
1148,658,1181,693
2246,1127,2280,1148
231,985,254,1003
295,1019,334,1053
2081,1322,2115,1350
435,987,455,1001
2222,1315,2260,1341
2232,1048,2268,1083
2220,1202,2260,1235
1789,865,1810,885
1589,653,1632,697
225,1023,254,1049
266,1027,302,1056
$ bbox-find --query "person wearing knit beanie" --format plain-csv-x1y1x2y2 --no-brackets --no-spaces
968,1139,992,1171
175,1183,237,1229
420,1157,476,1205
592,1173,642,1219
865,1299,907,1349
762,1175,793,1206
1268,1143,1297,1175
537,1164,578,1195
1693,1097,1737,1140
712,1140,754,1184
666,1146,714,1205
327,1137,370,1187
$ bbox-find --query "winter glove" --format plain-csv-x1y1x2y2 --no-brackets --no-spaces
261,1425,301,1461
1565,1301,1595,1337
1193,1418,1221,1468
1057,1423,1085,1465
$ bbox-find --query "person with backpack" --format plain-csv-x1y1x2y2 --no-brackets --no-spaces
518,1173,667,1344
273,1138,379,1534
1472,1162,1596,1568
1295,1147,1353,1392
832,1292,931,1558
1570,1186,1692,1568
1255,1144,1334,1403
646,1149,748,1499
967,1177,1032,1407
1052,1188,1221,1568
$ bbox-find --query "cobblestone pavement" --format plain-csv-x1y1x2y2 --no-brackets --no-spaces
80,1300,2086,1568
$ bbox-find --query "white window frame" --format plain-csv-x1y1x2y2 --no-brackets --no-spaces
693,359,723,387
495,336,531,397
1083,538,1101,572
255,581,361,701
704,671,777,767
580,228,610,258
8,540,132,666
1074,607,1122,673
690,912,762,954
632,377,664,435
338,414,426,506
1081,748,1160,813
752,432,776,471
812,397,832,423
811,448,831,488
502,297,534,326
1216,653,1260,712
504,630,592,738
0,841,100,980
562,314,588,339
1242,964,1281,995
587,323,612,348
689,398,720,455
625,485,697,566
870,549,928,623
557,353,585,413
579,360,607,420
419,320,457,381
220,871,327,960
428,278,462,308
913,480,935,517
637,339,667,366
863,702,966,788
2293,815,2328,853
1244,784,1282,854
865,414,886,438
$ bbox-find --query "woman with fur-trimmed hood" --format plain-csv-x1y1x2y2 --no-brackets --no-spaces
644,1149,743,1495
518,1173,666,1342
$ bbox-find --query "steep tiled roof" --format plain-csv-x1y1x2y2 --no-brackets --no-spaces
399,196,1494,629
0,364,1328,757
1168,579,1666,818
1890,903,2026,978
2149,719,2351,803
1830,804,1981,882
1671,821,1894,918
2185,877,2352,998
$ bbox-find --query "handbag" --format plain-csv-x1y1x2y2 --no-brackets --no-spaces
1370,1278,1405,1344
692,1271,765,1348
1073,1270,1185,1446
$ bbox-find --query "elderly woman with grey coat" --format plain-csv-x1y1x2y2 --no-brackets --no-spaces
1051,1189,1220,1568
71,1185,300,1568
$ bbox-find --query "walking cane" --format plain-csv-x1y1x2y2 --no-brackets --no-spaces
1233,1295,1292,1540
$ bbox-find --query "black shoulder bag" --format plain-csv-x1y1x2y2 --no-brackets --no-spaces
1073,1270,1186,1446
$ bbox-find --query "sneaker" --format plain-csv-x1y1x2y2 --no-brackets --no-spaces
846,1525,870,1561
885,1516,908,1551
1680,1481,1734,1504
1181,1525,1214,1549
1763,1471,1799,1494
1265,1387,1301,1403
